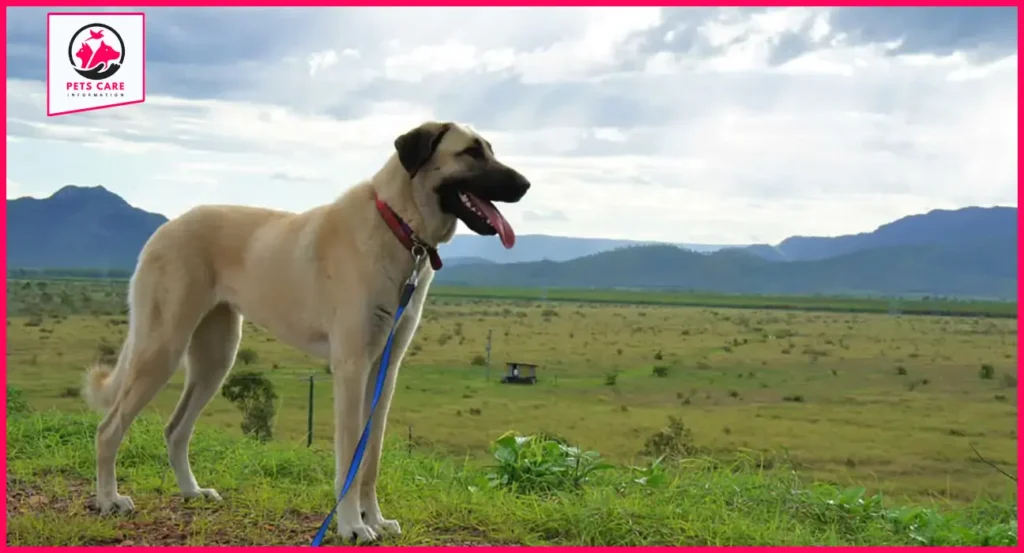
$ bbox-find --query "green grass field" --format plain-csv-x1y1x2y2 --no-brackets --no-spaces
5,279,1019,545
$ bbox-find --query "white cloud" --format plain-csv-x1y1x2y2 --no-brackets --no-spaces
7,178,23,199
5,7,1018,246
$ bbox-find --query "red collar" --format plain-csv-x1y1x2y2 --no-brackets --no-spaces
373,192,443,271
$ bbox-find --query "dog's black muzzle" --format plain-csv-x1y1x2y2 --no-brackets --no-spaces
464,163,531,203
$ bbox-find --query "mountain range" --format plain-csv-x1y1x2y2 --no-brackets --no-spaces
7,186,168,270
6,186,1018,299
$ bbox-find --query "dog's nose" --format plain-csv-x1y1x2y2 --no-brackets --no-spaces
516,173,531,192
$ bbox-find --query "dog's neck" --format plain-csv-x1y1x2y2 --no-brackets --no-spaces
371,155,457,248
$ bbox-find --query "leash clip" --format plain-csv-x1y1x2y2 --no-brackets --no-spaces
410,243,427,263
408,243,427,286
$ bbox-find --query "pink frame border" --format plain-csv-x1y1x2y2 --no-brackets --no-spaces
3,0,1023,550
45,11,147,117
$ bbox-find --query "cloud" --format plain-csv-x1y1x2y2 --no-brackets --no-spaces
5,7,1018,245
7,178,24,199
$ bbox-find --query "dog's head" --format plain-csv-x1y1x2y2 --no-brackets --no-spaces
394,121,530,249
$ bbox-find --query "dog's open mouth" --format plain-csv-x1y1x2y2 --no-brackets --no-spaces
457,191,515,249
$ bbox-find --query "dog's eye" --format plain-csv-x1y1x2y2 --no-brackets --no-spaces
461,146,486,161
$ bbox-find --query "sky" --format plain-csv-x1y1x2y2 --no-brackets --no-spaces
5,6,1019,245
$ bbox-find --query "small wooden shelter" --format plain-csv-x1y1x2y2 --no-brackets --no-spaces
500,361,538,384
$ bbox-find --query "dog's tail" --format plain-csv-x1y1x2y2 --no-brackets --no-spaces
82,338,131,413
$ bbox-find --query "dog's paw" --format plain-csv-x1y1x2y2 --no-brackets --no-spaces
182,488,222,501
96,494,135,515
338,521,379,544
371,518,401,536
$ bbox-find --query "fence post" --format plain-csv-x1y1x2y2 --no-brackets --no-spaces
306,374,314,447
485,328,492,381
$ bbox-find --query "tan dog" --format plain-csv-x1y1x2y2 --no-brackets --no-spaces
82,121,531,542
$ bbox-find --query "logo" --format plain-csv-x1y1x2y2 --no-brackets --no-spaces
47,12,145,117
68,23,125,81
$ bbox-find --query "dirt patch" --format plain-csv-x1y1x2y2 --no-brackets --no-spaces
6,477,330,546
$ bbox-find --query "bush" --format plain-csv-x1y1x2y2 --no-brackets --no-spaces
604,371,619,386
236,348,259,366
470,354,487,366
652,365,669,378
220,371,277,442
641,416,699,460
979,364,995,380
487,431,612,494
7,385,31,415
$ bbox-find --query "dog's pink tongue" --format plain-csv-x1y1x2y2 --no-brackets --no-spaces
468,194,516,249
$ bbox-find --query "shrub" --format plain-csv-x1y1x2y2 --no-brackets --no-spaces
641,416,698,460
979,364,995,380
236,348,259,366
470,354,487,366
652,365,669,378
487,431,612,494
220,371,277,442
604,371,619,386
7,386,31,415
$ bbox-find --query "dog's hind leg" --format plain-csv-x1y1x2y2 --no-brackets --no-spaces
164,302,243,501
94,320,196,515
93,255,215,516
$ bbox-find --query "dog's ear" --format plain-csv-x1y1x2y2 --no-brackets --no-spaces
394,122,451,176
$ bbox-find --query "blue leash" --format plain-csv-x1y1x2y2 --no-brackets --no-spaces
310,268,419,546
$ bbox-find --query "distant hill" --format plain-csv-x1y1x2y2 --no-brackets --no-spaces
7,186,167,270
445,256,496,268
6,187,1017,299
436,240,1017,300
740,206,1017,262
438,234,730,263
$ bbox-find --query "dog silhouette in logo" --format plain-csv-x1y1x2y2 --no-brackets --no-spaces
75,40,120,71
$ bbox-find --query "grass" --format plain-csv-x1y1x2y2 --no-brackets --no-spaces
5,409,1017,546
7,277,1017,318
428,285,1017,318
4,278,1019,545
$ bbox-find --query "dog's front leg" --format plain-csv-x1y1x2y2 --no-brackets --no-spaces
358,312,420,537
330,342,379,544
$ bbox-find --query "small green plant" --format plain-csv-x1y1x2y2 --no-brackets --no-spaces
979,364,995,380
641,415,698,460
652,365,669,378
628,455,669,488
487,431,612,494
653,350,663,360
236,348,259,366
220,371,277,442
7,385,31,415
604,371,619,386
896,365,907,376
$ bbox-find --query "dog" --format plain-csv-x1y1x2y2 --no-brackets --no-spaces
82,121,531,542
